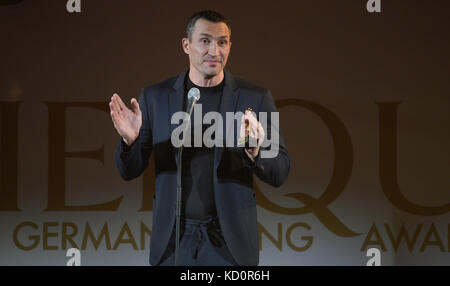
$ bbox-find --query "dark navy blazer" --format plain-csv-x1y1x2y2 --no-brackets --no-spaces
114,70,290,265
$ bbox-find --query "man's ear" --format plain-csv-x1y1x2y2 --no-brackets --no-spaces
182,38,190,54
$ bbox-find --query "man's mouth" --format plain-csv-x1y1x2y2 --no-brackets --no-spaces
204,59,221,64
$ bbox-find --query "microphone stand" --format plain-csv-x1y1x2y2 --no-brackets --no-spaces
175,97,198,266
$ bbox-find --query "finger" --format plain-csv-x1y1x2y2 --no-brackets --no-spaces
114,93,128,111
250,125,259,146
109,99,123,120
258,122,265,138
110,95,123,115
245,114,263,148
110,110,119,129
245,110,259,126
257,122,265,147
111,110,126,134
130,98,141,115
109,100,116,113
111,93,120,108
239,114,246,138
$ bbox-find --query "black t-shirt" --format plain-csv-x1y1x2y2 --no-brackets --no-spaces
181,75,224,220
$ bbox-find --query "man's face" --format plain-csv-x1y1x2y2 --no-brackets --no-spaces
183,18,231,78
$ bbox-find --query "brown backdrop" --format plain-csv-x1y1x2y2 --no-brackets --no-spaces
0,0,449,265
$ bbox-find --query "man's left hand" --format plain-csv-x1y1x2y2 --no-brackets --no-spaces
240,109,265,162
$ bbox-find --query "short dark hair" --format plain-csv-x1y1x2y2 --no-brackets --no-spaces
186,10,231,41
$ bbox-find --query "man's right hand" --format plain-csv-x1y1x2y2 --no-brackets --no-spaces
109,93,142,146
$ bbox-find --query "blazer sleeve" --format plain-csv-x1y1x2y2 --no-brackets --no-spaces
114,88,153,181
241,90,290,187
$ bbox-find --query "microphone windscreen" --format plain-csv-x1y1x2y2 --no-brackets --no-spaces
187,87,200,101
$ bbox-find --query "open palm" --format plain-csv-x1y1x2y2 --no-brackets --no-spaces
109,93,142,145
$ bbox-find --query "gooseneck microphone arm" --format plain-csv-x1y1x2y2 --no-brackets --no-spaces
175,88,200,266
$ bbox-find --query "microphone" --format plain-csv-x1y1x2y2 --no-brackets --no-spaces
180,87,200,146
186,87,201,116
175,87,200,266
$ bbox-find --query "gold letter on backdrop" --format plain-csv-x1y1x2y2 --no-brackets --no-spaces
45,102,122,211
378,102,450,216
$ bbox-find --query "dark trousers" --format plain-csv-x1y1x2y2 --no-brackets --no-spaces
156,216,238,266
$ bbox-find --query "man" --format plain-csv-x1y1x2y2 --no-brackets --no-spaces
109,10,290,266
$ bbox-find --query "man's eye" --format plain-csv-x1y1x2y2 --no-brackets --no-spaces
219,41,227,46
202,39,210,44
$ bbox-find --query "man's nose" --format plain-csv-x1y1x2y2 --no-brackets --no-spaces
208,41,219,56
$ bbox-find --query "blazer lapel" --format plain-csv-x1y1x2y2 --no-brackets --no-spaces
214,70,240,169
169,70,187,167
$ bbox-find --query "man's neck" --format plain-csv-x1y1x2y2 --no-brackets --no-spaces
188,68,224,87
